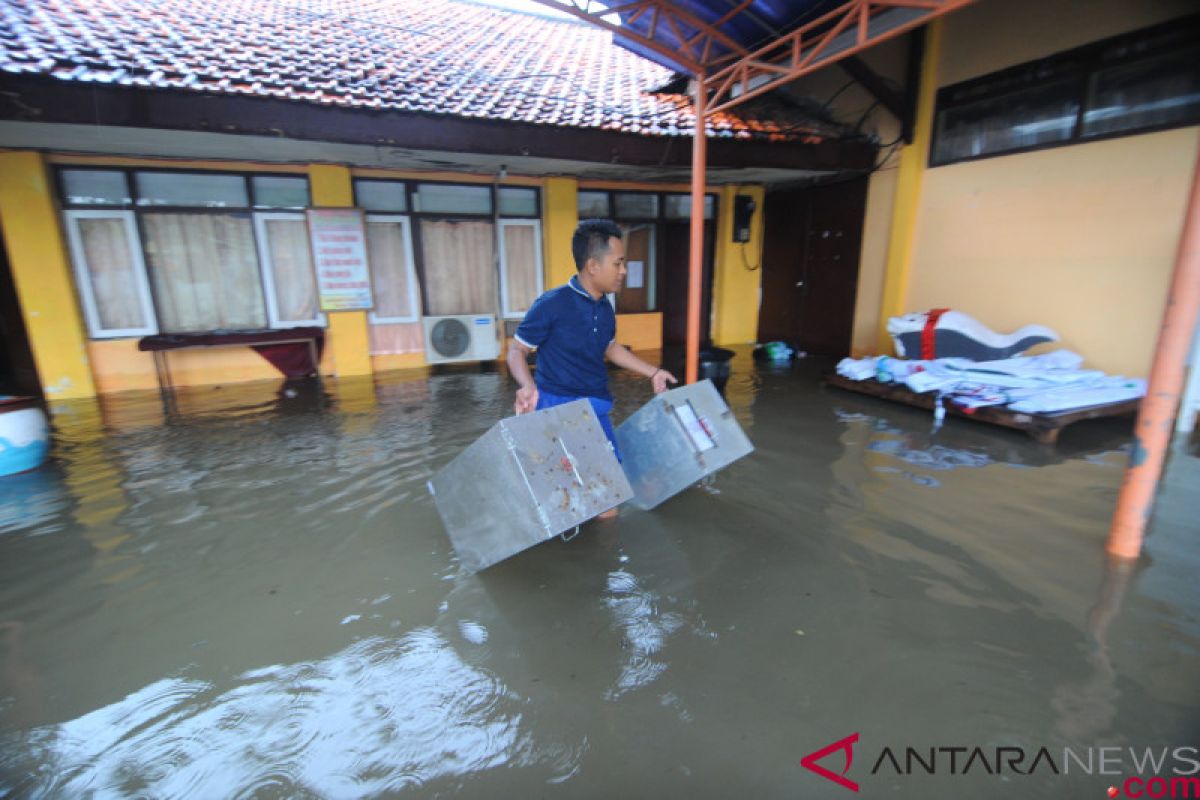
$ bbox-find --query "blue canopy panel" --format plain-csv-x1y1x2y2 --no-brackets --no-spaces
612,0,852,75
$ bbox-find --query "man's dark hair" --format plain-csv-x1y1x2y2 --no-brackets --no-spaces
572,219,623,272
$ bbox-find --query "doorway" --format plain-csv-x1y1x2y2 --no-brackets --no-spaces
660,219,716,370
0,229,40,397
757,178,868,357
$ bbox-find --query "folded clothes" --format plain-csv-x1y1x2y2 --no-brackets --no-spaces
834,351,1145,415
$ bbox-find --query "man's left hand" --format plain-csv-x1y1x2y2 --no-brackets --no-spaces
651,369,678,394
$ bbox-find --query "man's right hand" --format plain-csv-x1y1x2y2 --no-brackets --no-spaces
514,385,539,415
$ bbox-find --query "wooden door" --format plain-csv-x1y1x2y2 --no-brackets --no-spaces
757,179,867,356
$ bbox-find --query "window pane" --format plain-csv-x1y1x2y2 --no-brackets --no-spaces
614,193,658,218
262,218,319,323
75,217,147,330
367,220,418,320
502,224,539,316
664,194,714,219
577,191,610,217
1083,49,1200,137
933,79,1080,163
617,224,655,313
419,220,496,315
498,187,538,217
142,213,266,331
61,170,131,206
413,184,491,214
135,173,249,208
355,180,408,212
252,176,309,209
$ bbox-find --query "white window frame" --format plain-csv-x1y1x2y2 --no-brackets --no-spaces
63,209,158,338
365,214,421,324
498,218,545,320
252,212,326,329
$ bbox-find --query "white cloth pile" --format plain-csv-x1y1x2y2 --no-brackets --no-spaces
836,350,1145,414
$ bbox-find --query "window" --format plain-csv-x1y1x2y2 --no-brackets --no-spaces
577,191,610,217
614,192,659,219
59,168,318,336
135,172,249,207
355,179,408,212
413,183,491,215
931,15,1200,165
498,220,544,318
141,212,268,332
498,187,538,217
419,220,496,315
253,213,324,327
365,215,421,323
63,210,156,337
60,170,131,207
1082,47,1200,137
252,176,309,209
664,194,715,220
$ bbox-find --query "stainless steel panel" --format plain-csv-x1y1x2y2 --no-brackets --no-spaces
428,399,632,572
615,379,754,510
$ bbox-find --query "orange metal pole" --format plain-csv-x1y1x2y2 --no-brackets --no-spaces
1106,143,1200,560
687,77,707,385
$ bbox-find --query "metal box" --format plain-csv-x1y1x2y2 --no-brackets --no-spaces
615,379,754,510
428,399,633,572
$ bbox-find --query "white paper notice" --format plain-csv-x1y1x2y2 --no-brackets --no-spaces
626,260,644,289
673,403,716,452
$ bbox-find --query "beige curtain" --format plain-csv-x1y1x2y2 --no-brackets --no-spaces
419,220,496,316
142,213,267,332
503,223,539,316
367,220,418,319
263,218,318,323
76,217,147,330
369,322,424,355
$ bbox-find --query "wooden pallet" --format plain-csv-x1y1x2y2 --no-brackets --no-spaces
823,373,1139,444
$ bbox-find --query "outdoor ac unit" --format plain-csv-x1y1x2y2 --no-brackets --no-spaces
422,314,500,364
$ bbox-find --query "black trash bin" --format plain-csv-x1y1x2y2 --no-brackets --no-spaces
698,346,735,394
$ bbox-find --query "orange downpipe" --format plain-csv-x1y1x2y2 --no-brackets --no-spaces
686,77,708,385
1106,142,1200,559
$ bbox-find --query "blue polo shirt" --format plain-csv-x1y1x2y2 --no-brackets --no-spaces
515,275,615,400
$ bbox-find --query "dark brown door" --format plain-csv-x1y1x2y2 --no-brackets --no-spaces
661,220,716,354
758,179,867,357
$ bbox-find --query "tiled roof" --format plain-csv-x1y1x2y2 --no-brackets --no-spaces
0,0,844,141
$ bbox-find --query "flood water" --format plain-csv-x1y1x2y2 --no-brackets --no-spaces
1,350,1197,798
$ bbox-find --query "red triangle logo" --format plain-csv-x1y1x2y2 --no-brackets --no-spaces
801,733,860,792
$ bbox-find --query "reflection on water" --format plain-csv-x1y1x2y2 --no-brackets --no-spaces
0,352,1196,798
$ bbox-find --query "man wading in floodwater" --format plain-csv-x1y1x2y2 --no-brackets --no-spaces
508,218,677,519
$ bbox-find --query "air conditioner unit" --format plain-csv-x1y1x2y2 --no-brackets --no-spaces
422,314,500,364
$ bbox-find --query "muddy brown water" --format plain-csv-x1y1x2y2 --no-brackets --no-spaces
1,351,1196,798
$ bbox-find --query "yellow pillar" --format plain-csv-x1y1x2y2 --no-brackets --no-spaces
543,177,579,288
712,184,766,345
309,164,373,378
876,19,942,354
0,151,97,399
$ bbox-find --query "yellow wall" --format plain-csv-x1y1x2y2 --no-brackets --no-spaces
309,164,373,378
875,18,942,354
616,312,664,352
0,151,97,398
938,0,1194,86
711,184,766,345
543,177,579,289
16,151,754,392
908,127,1199,377
901,0,1199,377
